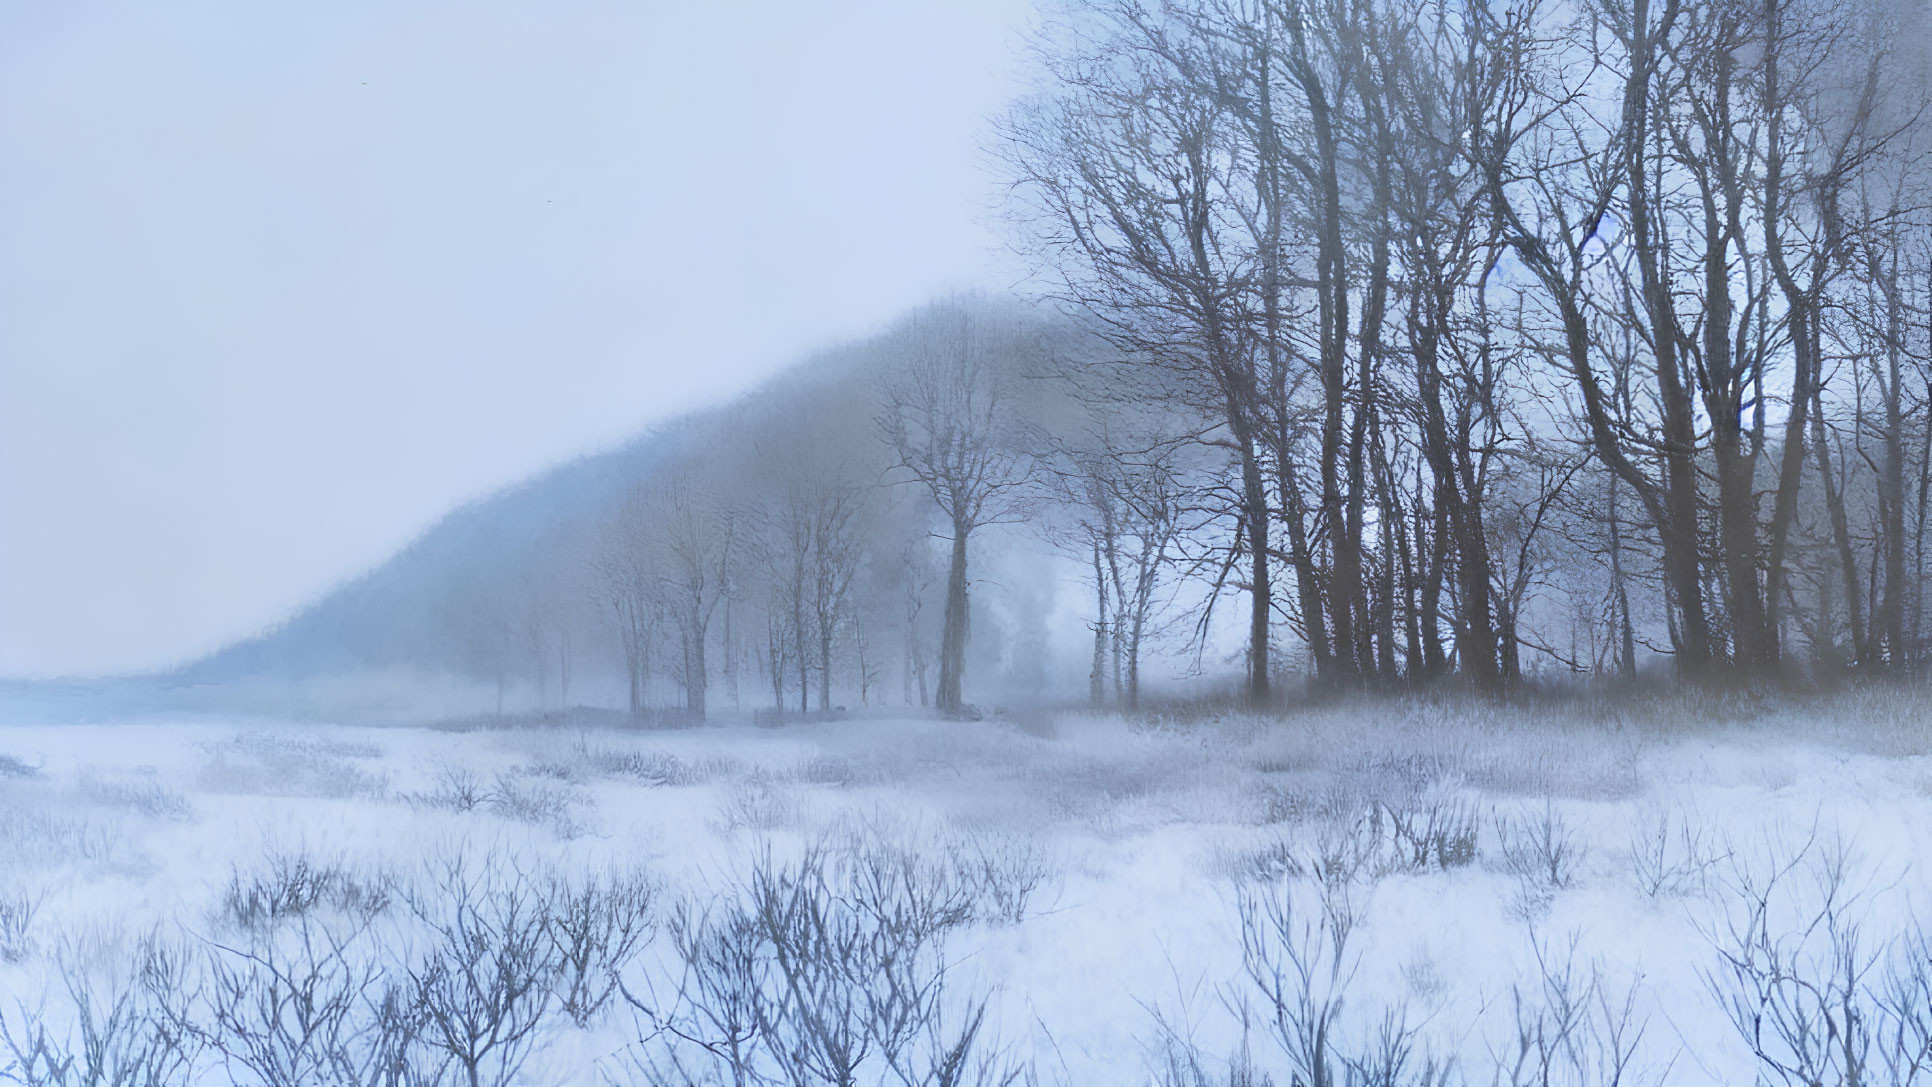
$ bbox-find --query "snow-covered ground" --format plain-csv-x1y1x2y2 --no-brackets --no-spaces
2,689,1931,1085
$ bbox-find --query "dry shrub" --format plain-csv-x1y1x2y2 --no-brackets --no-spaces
217,850,392,934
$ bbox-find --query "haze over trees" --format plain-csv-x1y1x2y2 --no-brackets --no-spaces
26,5,1932,1086
181,0,1932,718
997,0,1932,698
189,300,1107,719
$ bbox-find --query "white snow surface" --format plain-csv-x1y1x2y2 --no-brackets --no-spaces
1,690,1929,1084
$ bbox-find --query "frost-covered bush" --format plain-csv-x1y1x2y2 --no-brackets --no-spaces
1142,1007,1274,1087
1244,782,1303,827
403,852,561,1087
712,772,801,835
514,758,584,785
0,808,128,871
414,764,492,813
1699,834,1932,1087
195,732,387,800
1380,794,1479,873
0,890,42,964
544,867,655,1028
788,752,880,788
0,930,201,1087
1492,932,1656,1087
408,766,589,839
1234,867,1448,1085
486,774,588,840
1214,802,1389,889
1306,800,1389,886
2,846,663,1086
575,745,734,787
564,734,738,787
74,770,193,823
1494,802,1584,919
617,836,1014,1085
1625,803,1725,901
950,829,1054,925
201,912,414,1087
231,732,383,762
218,850,392,934
1224,835,1305,885
830,815,1054,927
0,757,40,781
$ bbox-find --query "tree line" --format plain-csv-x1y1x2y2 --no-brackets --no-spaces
993,0,1932,699
459,302,1096,721
442,0,1931,718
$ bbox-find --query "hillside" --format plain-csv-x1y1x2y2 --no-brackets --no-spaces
178,423,699,684
164,297,1106,717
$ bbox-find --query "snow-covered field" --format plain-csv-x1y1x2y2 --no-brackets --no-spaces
3,689,1931,1085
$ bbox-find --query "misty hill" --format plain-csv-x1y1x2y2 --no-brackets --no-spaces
172,296,1104,714
179,422,698,684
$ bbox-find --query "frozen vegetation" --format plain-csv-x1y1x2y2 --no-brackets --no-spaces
2,688,1931,1085
11,0,1932,1081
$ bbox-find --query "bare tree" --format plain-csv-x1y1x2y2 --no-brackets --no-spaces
593,491,661,718
877,303,1039,716
996,7,1281,701
650,473,733,721
1047,427,1186,710
805,482,868,714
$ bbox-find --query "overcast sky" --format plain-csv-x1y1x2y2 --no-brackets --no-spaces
0,0,1033,678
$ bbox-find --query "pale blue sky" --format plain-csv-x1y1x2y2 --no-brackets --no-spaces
0,0,1032,677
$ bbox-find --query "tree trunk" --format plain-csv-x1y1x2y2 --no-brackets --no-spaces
1239,437,1272,706
1812,392,1869,667
1419,500,1448,678
769,629,787,714
1701,185,1769,677
1609,474,1637,680
1089,543,1107,707
1711,419,1767,673
1915,332,1932,670
818,622,834,713
936,524,970,714
1762,301,1815,663
1878,262,1908,665
1619,4,1715,679
1369,427,1401,682
722,599,739,710
793,587,808,717
684,629,708,721
1275,450,1331,683
1414,292,1499,691
1397,491,1423,683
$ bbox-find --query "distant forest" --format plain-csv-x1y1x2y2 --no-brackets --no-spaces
203,0,1932,717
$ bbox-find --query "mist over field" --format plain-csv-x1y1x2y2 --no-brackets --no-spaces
6,0,1932,1084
